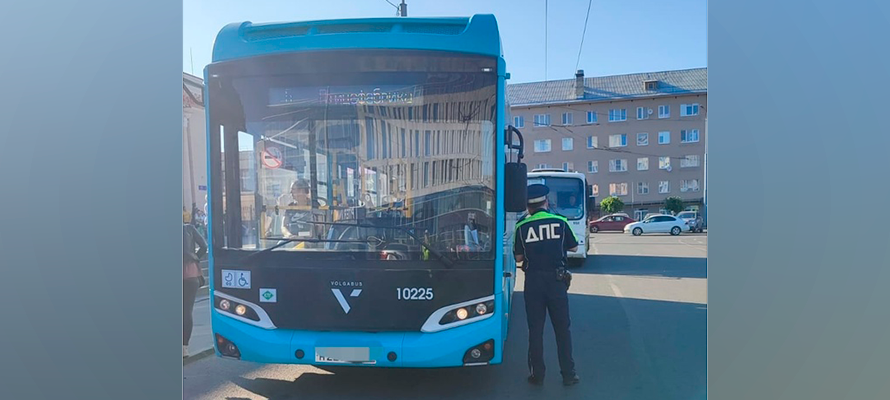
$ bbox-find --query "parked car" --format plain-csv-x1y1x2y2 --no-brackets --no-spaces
624,214,686,236
676,211,704,232
589,213,635,233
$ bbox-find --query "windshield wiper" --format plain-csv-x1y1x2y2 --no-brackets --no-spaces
298,220,455,268
240,237,378,265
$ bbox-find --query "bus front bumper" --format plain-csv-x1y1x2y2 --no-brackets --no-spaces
567,245,587,259
210,309,505,368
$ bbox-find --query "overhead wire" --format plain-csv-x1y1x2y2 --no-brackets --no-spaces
575,0,594,72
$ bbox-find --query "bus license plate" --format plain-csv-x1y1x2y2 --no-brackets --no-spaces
315,347,373,364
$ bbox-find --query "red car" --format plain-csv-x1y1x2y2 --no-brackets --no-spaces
589,213,636,233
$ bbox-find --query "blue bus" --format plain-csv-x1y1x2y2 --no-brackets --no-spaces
204,14,529,368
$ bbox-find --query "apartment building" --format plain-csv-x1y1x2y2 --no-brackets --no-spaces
507,68,707,220
183,72,207,210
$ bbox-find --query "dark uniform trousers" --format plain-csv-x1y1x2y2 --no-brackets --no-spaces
524,269,575,379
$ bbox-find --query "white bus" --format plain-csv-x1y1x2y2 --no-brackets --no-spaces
526,168,591,266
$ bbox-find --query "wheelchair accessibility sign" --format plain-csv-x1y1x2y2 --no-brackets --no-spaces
221,270,251,289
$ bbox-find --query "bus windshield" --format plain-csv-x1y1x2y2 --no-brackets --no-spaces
529,177,585,220
207,51,498,260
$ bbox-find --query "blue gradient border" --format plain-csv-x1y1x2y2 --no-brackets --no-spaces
0,1,181,399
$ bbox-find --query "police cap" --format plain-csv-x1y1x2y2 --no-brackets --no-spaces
527,184,549,204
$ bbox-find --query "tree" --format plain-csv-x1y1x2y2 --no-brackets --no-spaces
600,196,625,214
664,196,684,215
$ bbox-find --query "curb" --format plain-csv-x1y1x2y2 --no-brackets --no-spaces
183,347,216,366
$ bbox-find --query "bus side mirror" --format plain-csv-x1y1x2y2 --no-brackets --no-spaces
505,162,527,212
504,125,528,212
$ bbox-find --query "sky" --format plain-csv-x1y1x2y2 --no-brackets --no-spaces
184,0,706,84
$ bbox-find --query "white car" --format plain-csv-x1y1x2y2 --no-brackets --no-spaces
624,214,686,236
676,211,704,232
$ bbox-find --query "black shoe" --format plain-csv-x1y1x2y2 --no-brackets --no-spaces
527,375,544,385
562,374,580,386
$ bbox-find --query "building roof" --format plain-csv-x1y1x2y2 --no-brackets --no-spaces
507,67,707,107
183,72,204,109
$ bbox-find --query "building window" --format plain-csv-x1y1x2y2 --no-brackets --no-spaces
562,162,574,171
513,115,524,128
365,118,377,159
608,108,627,122
562,137,574,151
681,179,701,192
681,129,700,143
587,160,598,173
637,182,649,195
587,136,598,149
659,156,671,170
680,103,700,117
637,106,650,120
609,159,628,172
592,184,599,196
609,182,628,196
680,155,700,168
658,105,670,119
637,133,649,146
609,134,627,147
637,157,649,171
562,112,573,125
587,111,598,124
536,163,551,169
534,114,551,126
380,124,389,158
401,129,406,158
634,209,650,220
659,180,670,193
658,131,670,145
534,139,552,152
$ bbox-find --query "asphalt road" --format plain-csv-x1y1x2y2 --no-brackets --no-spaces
184,232,707,400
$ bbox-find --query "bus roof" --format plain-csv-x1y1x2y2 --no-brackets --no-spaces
210,14,503,64
527,170,586,180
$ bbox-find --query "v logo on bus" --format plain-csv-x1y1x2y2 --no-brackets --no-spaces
331,288,363,314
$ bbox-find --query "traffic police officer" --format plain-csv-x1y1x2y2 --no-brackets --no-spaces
514,184,580,386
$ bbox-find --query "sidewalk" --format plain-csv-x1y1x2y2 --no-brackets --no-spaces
184,293,214,364
185,260,214,365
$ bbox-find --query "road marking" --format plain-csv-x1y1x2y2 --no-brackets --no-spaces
678,238,708,253
608,280,624,298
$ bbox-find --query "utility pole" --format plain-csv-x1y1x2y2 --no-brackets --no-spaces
399,0,407,17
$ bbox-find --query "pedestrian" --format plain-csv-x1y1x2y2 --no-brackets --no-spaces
182,206,191,225
513,184,581,386
183,222,207,358
191,203,200,226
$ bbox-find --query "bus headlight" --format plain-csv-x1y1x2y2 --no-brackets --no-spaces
422,296,496,333
439,300,495,325
216,296,261,322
